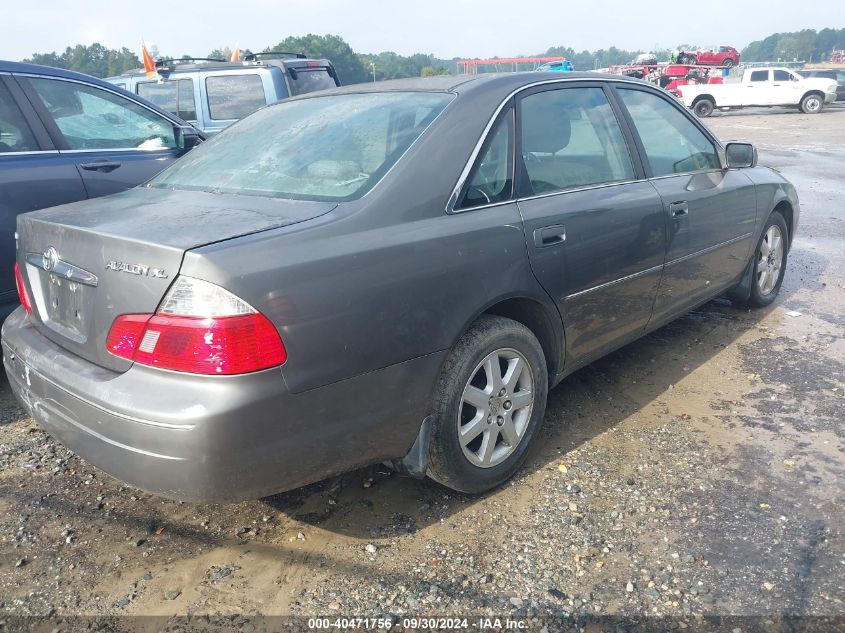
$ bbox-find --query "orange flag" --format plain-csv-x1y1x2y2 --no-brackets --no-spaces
141,40,156,79
230,48,241,62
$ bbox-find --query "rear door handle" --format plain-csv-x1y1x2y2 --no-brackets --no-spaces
79,160,122,172
668,201,689,217
534,224,566,248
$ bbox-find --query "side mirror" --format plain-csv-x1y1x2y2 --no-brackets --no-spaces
175,125,203,153
725,142,757,168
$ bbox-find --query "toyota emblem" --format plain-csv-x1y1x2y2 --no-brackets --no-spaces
43,246,59,272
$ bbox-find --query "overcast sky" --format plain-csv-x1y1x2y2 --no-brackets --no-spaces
3,0,844,61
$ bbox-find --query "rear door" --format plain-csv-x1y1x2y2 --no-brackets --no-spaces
614,86,757,327
17,75,184,198
515,83,666,365
0,74,86,309
743,69,774,105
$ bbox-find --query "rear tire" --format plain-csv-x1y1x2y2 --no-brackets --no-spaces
693,98,715,117
800,93,824,114
722,58,734,68
744,211,789,308
427,316,548,494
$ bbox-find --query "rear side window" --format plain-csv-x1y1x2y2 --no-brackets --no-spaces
206,75,266,120
0,82,38,153
749,70,769,82
138,79,197,121
28,77,176,151
617,88,719,176
288,68,337,96
459,108,513,209
520,87,634,194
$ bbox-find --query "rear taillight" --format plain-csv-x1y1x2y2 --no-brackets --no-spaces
14,262,32,314
106,277,286,375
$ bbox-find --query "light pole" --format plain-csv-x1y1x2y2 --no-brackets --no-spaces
371,61,376,82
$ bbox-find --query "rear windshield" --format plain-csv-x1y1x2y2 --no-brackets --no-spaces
288,67,338,96
149,92,453,201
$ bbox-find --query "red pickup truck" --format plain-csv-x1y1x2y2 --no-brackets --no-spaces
679,46,740,68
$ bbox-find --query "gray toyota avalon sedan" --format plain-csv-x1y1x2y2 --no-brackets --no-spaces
2,73,799,502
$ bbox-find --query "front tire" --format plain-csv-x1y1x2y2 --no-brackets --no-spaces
722,58,734,68
746,211,789,307
800,93,824,114
693,98,715,117
427,316,548,494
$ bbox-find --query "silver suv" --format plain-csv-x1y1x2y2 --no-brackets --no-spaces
105,53,340,134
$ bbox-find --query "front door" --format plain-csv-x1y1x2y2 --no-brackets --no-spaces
515,84,666,365
614,86,758,327
19,76,183,198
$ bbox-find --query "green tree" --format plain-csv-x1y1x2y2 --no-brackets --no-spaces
25,43,139,77
266,34,369,84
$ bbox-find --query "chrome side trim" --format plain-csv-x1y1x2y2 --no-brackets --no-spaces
447,77,624,214
664,232,753,268
564,263,664,302
25,252,99,287
517,178,645,203
446,76,714,214
563,232,754,301
0,150,60,157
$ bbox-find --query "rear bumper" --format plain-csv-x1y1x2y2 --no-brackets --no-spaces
825,92,837,104
2,308,443,502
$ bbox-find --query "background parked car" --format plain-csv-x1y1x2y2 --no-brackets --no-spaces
105,53,340,135
678,46,740,68
797,68,845,101
0,61,203,321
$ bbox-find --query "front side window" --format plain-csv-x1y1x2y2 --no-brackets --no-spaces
750,70,769,82
138,79,197,121
617,88,720,176
459,109,513,209
520,87,634,194
773,70,792,82
150,92,453,201
0,82,38,153
206,75,266,120
28,78,176,151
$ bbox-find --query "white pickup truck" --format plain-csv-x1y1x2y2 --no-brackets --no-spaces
678,67,838,117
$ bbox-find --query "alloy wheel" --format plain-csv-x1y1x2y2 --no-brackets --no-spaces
458,348,534,468
757,225,784,295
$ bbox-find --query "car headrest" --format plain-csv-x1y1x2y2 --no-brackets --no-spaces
521,98,572,154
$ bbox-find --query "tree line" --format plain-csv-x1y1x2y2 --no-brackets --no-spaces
22,29,845,84
741,28,845,63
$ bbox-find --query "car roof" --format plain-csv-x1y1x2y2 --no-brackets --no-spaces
105,57,333,79
289,71,645,100
0,60,202,131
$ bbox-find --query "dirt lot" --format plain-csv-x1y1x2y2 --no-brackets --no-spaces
1,105,844,632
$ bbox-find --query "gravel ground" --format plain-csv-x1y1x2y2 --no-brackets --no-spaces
0,106,843,633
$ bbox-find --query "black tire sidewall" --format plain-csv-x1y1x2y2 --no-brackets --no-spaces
801,94,822,114
748,211,789,307
694,99,714,117
427,316,548,494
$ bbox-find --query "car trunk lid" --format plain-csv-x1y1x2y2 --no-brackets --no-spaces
16,187,335,372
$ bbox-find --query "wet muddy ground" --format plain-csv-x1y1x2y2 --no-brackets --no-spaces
0,106,843,632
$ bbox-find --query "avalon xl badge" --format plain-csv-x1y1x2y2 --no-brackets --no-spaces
105,260,168,279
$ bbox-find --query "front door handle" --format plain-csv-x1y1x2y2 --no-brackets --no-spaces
79,160,122,173
668,201,689,218
534,224,566,248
